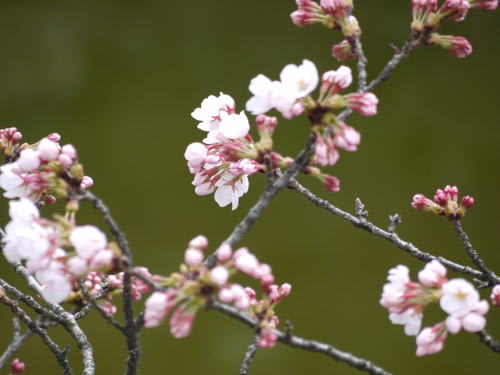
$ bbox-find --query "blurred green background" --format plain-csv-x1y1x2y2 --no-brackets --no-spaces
0,0,499,374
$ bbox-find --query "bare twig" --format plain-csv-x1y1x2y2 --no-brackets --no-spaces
289,179,499,284
477,330,500,353
77,281,124,331
453,220,499,286
0,330,33,370
239,334,260,375
207,300,391,375
0,293,73,375
13,263,96,375
353,36,368,91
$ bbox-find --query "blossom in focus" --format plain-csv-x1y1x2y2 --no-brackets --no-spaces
411,185,474,218
188,94,262,210
0,134,93,202
246,59,319,119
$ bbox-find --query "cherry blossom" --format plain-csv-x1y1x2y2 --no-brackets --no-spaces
416,323,448,356
491,285,500,306
10,359,25,375
412,185,474,218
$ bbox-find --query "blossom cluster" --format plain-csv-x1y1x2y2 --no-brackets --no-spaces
80,268,155,316
144,235,291,347
290,0,360,38
186,93,263,210
380,261,489,356
0,131,93,204
411,0,497,58
412,185,474,219
2,198,117,303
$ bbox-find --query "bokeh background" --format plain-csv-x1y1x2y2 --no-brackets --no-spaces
0,1,499,374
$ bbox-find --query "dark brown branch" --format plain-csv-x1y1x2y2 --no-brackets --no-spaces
453,220,499,286
290,179,498,283
239,335,260,375
207,300,391,375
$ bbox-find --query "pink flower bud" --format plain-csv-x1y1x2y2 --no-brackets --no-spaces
347,92,379,116
188,235,208,250
322,66,352,94
11,359,25,374
279,283,292,298
219,287,235,303
17,149,40,172
268,285,280,303
80,176,94,189
445,316,462,334
332,40,356,61
89,249,114,269
47,133,61,142
290,9,315,26
61,144,77,159
256,114,278,133
245,287,256,300
210,266,229,286
460,195,474,209
45,195,57,204
462,312,486,332
412,194,436,211
235,252,259,274
216,243,232,262
418,260,448,287
471,0,498,10
474,300,490,315
67,256,88,276
258,329,278,348
491,285,500,307
12,131,23,143
184,248,204,267
58,154,73,168
169,307,195,339
320,0,352,19
323,175,341,193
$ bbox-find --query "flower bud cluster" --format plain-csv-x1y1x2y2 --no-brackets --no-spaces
0,127,23,157
380,261,489,356
410,0,497,59
0,132,93,203
412,185,474,219
80,268,156,316
1,198,118,303
144,236,291,347
290,0,360,38
331,40,357,61
187,93,263,210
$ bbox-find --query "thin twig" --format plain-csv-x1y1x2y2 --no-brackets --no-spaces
453,220,499,286
477,330,500,353
207,300,391,375
239,335,260,375
77,281,124,331
0,330,33,370
123,272,141,375
353,36,368,91
13,263,96,375
289,179,498,284
0,293,73,375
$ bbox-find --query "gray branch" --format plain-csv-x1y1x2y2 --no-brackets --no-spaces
477,330,500,353
353,36,368,91
207,300,391,375
239,335,260,375
289,179,499,284
0,329,33,370
453,220,499,286
0,293,73,375
13,263,96,375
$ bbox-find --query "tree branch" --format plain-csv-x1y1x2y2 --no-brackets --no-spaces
13,263,96,375
453,220,499,286
477,330,500,353
207,300,391,375
289,179,499,284
353,35,368,91
0,293,73,375
239,334,260,375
